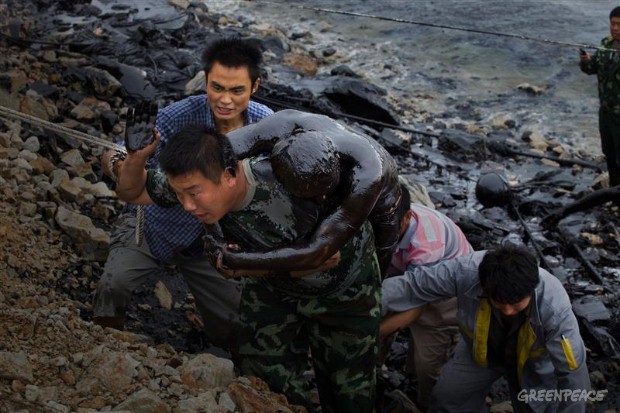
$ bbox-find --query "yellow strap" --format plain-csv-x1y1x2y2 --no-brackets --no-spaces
561,335,579,370
473,299,491,367
516,322,537,383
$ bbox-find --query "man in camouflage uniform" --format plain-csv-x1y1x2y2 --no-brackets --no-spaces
119,123,381,413
580,5,620,187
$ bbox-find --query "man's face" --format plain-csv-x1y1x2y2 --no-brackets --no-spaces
167,169,237,224
489,296,531,317
611,16,620,41
206,62,257,122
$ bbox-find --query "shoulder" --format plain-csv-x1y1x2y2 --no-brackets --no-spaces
159,95,207,117
246,155,278,186
247,101,274,121
411,203,440,219
536,271,571,308
417,250,483,279
533,270,575,328
245,156,294,205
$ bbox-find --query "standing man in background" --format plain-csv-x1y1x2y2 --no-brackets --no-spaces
93,36,273,352
580,5,620,187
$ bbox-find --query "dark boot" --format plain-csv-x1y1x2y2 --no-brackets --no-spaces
93,316,125,330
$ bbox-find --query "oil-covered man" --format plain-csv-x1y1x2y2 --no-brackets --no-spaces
219,108,402,278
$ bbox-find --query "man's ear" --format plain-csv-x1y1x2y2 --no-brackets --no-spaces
251,78,260,94
222,167,237,186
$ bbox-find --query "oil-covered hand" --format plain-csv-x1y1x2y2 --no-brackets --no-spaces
125,101,159,152
202,232,226,267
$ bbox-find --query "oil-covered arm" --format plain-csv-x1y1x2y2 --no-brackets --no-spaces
228,109,318,157
221,155,385,272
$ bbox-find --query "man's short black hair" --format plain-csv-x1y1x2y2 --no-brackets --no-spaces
478,244,539,304
201,36,263,85
159,124,237,183
611,6,620,19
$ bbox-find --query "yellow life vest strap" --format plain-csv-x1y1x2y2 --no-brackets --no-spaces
473,298,491,367
516,321,537,382
561,335,579,370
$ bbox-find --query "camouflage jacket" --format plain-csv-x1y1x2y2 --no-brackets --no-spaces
580,36,620,114
146,156,377,297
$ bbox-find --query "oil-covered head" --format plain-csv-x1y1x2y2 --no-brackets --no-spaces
271,130,340,199
475,172,511,208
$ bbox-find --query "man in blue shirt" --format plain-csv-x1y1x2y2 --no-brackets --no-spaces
93,36,273,350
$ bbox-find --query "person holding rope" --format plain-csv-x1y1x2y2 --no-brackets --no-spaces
93,36,273,351
579,5,620,188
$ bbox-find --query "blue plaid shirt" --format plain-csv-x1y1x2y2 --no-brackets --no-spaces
144,95,273,262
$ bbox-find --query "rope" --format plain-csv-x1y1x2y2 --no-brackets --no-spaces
0,104,148,246
255,1,617,53
0,105,125,152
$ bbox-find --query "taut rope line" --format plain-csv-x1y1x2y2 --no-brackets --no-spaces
0,105,125,152
256,1,617,53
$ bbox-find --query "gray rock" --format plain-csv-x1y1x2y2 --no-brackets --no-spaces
54,206,109,261
179,353,235,392
23,135,41,152
113,388,170,413
0,351,34,383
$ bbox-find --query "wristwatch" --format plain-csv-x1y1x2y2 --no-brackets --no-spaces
107,150,127,182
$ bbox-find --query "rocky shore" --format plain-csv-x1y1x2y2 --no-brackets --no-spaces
1,1,619,412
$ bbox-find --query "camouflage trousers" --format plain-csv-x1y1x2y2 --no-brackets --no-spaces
237,263,381,413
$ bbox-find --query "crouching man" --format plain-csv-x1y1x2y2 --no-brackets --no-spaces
381,244,590,412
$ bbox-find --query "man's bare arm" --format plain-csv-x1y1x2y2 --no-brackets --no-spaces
380,306,426,338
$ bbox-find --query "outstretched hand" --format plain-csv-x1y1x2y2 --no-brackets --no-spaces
125,101,160,152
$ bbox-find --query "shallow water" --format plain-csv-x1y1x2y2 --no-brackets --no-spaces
207,0,613,156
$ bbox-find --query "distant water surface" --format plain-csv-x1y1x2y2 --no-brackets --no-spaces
207,0,614,156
